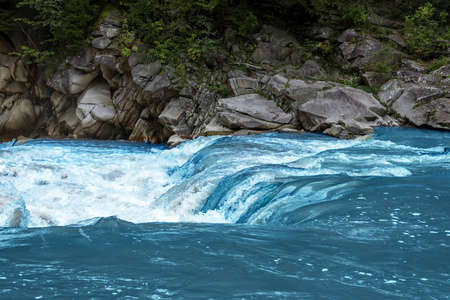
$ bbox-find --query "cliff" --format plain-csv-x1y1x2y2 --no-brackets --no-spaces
0,5,449,145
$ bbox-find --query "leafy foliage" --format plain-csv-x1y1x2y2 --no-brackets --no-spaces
404,2,450,58
14,0,99,68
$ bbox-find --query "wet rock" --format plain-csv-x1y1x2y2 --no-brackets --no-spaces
167,134,186,147
200,116,233,136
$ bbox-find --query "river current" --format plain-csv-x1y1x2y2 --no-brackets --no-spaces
0,127,449,299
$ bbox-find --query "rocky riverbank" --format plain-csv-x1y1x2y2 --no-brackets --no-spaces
1,11,449,146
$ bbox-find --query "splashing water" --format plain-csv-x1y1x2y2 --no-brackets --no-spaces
0,127,449,299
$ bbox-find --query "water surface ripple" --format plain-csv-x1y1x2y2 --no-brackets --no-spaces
0,127,449,299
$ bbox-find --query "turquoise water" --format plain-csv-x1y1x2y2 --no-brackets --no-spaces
0,128,449,298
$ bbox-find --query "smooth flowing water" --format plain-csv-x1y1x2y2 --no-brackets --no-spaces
0,127,449,299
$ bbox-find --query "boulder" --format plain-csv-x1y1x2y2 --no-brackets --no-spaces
337,29,359,43
298,86,387,133
200,116,233,136
343,39,402,72
401,59,427,73
92,37,112,50
69,47,95,72
309,27,335,41
265,74,333,105
48,68,99,95
0,98,37,139
99,23,121,39
384,83,450,129
158,97,185,127
297,60,326,78
218,93,292,124
228,77,258,96
362,72,390,88
131,62,162,87
396,70,441,86
251,42,292,64
264,26,301,48
431,65,450,78
77,80,116,128
167,134,187,147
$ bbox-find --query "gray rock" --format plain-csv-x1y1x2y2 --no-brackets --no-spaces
142,74,174,102
94,54,117,70
387,85,449,129
345,39,402,72
167,134,186,147
218,110,284,130
378,79,405,105
158,97,185,127
0,98,36,139
228,77,258,96
218,93,292,124
92,37,112,50
131,62,161,86
337,29,359,43
47,68,99,95
298,86,387,132
128,53,147,68
401,59,427,73
9,60,28,82
388,35,407,48
0,66,11,91
99,24,121,39
77,80,116,123
431,65,450,77
285,79,331,105
69,47,95,72
309,27,335,41
251,42,292,64
396,70,441,86
367,13,402,28
362,72,390,88
227,69,247,79
264,26,301,48
200,116,233,136
297,60,326,78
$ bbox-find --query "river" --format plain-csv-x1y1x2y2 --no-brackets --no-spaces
0,127,449,299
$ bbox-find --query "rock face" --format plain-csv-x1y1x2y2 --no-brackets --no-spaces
379,79,450,130
0,16,449,144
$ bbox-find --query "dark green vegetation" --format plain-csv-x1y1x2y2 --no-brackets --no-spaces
0,0,449,73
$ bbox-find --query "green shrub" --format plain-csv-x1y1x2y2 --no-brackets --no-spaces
404,2,450,58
